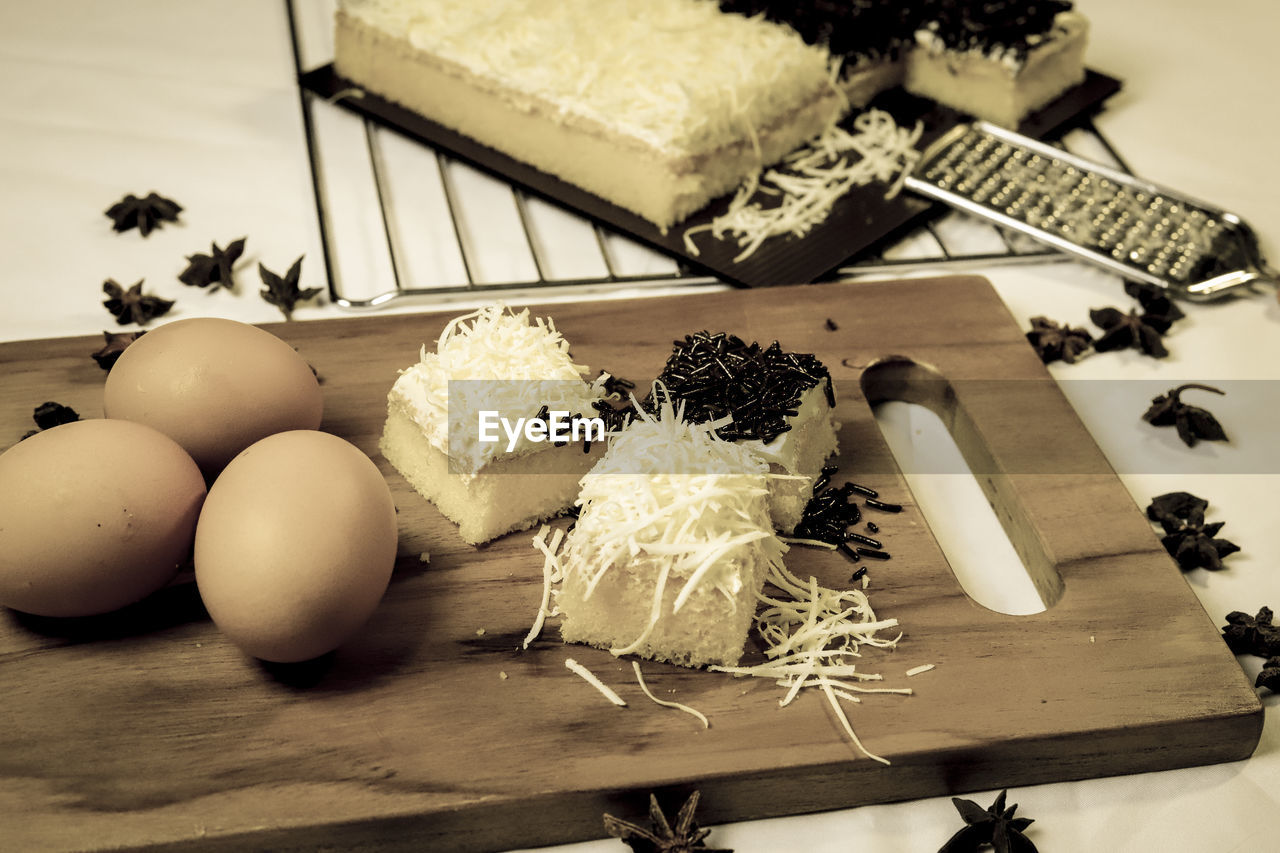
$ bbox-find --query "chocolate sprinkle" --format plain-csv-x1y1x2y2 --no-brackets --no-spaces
599,371,637,398
845,531,883,549
848,482,879,499
866,498,904,513
648,331,833,444
795,480,864,545
856,547,892,561
718,0,1074,67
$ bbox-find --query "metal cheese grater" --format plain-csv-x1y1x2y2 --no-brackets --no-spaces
904,121,1276,301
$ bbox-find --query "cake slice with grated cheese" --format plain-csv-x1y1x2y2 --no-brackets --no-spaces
553,394,786,667
648,331,839,534
379,303,609,545
333,0,848,232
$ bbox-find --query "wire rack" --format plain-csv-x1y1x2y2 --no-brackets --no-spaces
288,0,1132,310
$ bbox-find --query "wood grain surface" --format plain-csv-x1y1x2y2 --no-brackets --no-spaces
0,276,1261,852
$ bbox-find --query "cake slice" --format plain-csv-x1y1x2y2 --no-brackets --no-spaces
904,4,1089,128
379,303,608,545
555,395,786,667
648,331,839,533
333,0,848,232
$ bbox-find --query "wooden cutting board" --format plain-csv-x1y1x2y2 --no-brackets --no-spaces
0,276,1261,852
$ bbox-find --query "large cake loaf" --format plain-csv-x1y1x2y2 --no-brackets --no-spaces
334,0,1087,231
335,0,847,232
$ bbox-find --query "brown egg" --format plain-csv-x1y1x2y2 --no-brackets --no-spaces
0,419,206,617
193,430,398,663
103,317,323,475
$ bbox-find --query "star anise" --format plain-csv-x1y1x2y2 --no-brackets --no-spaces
1257,656,1280,692
939,789,1038,853
259,256,321,320
1089,306,1172,358
21,401,80,440
1124,281,1186,324
179,238,246,292
104,191,183,236
1222,608,1280,658
102,279,174,326
603,791,731,853
1025,316,1093,364
91,329,145,371
1142,384,1228,447
1145,491,1239,571
33,401,80,430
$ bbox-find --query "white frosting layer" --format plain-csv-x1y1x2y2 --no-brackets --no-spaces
737,383,830,475
340,0,839,156
387,303,605,475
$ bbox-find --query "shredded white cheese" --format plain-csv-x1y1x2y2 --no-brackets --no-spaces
821,681,890,765
557,388,785,657
524,524,565,649
632,661,710,729
346,0,839,155
386,302,607,475
778,536,838,550
565,657,627,707
709,560,908,763
905,663,935,677
683,109,924,262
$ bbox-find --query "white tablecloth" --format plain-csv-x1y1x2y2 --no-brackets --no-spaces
2,2,1278,850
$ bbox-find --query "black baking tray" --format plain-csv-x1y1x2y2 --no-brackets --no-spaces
299,64,1120,289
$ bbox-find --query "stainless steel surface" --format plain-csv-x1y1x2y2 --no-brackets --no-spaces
906,121,1277,301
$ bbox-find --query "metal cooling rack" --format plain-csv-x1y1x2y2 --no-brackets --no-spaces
288,0,1132,310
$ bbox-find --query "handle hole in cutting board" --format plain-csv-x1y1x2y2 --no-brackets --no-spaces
862,357,1063,615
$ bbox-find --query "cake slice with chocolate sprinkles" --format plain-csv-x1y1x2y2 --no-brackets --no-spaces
646,330,839,533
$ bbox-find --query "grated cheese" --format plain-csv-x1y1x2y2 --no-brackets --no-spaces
632,661,710,729
346,0,840,155
905,663,935,677
565,657,627,707
778,536,837,549
683,109,923,262
525,524,565,649
821,682,890,765
709,560,908,763
386,302,607,475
